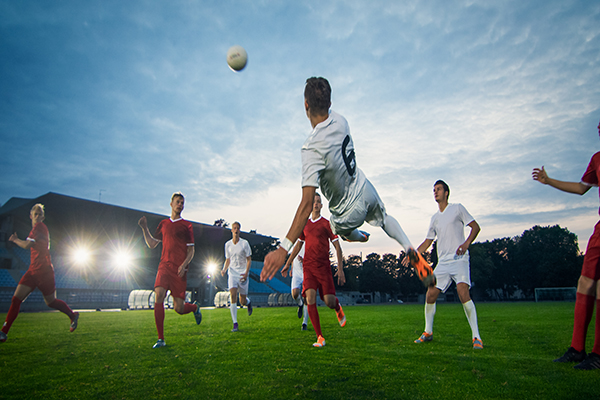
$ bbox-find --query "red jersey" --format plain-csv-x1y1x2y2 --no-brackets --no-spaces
27,222,52,272
582,151,600,214
299,216,339,270
154,218,194,271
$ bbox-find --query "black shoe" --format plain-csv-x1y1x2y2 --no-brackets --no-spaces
247,301,253,316
297,304,303,319
574,352,600,370
553,347,586,363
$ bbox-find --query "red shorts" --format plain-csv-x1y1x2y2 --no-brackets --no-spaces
19,266,56,296
302,263,336,300
154,264,187,299
582,221,600,280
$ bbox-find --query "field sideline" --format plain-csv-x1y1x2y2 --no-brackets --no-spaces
0,302,598,399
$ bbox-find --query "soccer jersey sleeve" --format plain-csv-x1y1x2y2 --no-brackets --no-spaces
154,220,165,242
186,222,194,246
426,214,437,241
28,223,49,250
301,141,325,188
581,152,600,186
457,203,475,226
244,240,252,257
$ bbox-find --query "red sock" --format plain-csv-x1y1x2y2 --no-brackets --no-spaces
571,292,595,352
154,303,165,340
179,302,196,315
308,303,322,337
2,296,23,334
593,299,600,355
334,297,340,312
48,299,75,319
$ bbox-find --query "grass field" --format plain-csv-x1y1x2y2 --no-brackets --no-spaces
0,302,598,400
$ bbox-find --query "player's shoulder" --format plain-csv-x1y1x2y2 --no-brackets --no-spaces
590,151,600,163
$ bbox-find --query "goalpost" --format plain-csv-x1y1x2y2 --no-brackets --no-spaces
534,287,576,302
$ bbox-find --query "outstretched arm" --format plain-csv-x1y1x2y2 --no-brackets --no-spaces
261,186,316,281
9,233,34,250
532,166,591,195
332,239,345,286
138,216,160,249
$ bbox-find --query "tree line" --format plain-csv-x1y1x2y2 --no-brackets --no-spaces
252,225,583,301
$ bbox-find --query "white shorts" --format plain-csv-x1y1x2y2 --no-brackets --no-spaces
228,271,249,295
291,262,304,291
433,256,471,293
329,179,386,237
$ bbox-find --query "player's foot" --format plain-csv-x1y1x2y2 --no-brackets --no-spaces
574,352,600,370
407,248,435,287
302,323,307,331
313,335,326,348
473,338,483,349
554,347,587,363
297,304,303,319
152,339,166,349
247,301,253,316
231,322,239,332
0,331,7,343
414,332,433,343
341,230,370,243
193,301,202,325
70,312,80,332
336,305,346,327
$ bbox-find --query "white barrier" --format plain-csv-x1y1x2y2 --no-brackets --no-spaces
128,290,191,309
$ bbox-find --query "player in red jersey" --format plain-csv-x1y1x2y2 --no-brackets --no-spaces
138,192,202,349
1,204,79,343
532,119,600,370
281,192,345,348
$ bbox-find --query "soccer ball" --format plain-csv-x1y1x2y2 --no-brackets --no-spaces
226,45,248,72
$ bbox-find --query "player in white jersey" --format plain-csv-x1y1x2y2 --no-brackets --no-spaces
261,77,433,286
283,243,309,330
221,221,253,332
406,180,483,349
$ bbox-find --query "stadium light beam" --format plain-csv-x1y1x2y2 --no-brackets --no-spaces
71,246,92,266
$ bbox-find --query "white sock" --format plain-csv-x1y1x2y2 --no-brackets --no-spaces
230,301,238,324
303,304,309,325
382,214,413,251
294,294,303,306
425,302,436,334
462,300,480,339
246,297,251,306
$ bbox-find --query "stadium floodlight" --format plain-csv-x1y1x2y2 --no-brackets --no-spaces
71,246,92,266
113,247,134,271
206,261,219,275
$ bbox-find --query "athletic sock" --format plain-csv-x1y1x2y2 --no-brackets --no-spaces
48,299,75,319
424,302,436,334
593,299,600,355
334,297,340,312
179,302,196,315
572,292,595,352
382,214,413,251
303,304,309,325
294,294,303,306
230,300,238,324
462,300,480,339
154,302,165,340
2,296,23,334
308,303,322,337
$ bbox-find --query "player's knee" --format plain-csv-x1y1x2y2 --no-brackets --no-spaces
577,275,596,295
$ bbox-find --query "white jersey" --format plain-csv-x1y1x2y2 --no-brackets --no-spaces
225,238,252,275
301,110,368,218
426,203,475,263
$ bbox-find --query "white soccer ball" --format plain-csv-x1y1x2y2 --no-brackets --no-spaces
226,45,248,72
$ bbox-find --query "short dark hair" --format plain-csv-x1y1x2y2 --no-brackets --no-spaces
304,77,331,116
434,180,450,198
171,192,185,202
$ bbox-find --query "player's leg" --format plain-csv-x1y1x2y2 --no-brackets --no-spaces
153,286,167,348
415,286,440,343
1,284,34,341
305,288,324,347
324,294,346,327
171,277,199,318
229,287,239,331
457,283,482,349
239,279,252,316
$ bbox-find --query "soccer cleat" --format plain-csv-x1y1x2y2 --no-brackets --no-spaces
407,249,435,287
313,335,326,348
336,305,346,327
231,322,239,332
574,352,600,370
554,347,587,363
0,331,6,343
302,323,307,331
247,301,253,316
414,332,433,343
193,301,202,325
341,230,370,243
153,339,166,349
473,338,483,349
297,304,303,319
70,312,80,332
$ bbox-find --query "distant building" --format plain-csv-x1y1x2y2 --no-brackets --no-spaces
0,192,283,310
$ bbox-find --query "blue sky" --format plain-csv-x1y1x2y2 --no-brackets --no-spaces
1,0,599,258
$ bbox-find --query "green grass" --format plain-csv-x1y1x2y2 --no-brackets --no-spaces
0,302,598,399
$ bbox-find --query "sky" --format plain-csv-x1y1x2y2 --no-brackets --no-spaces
1,0,599,259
